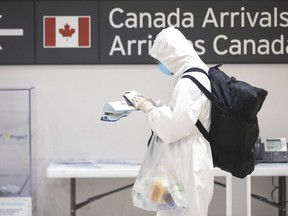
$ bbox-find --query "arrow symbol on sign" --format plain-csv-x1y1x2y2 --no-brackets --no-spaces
0,15,24,50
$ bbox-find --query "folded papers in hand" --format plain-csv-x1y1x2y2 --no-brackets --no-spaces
101,100,136,122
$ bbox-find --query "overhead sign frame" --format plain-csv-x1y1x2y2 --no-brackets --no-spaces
0,0,287,64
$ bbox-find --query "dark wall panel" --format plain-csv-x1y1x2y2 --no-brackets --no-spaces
0,1,34,64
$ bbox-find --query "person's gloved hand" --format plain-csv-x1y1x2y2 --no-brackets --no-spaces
131,95,156,113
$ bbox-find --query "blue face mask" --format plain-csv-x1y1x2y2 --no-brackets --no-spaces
159,63,173,76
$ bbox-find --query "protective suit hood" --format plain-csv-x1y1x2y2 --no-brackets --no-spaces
150,27,209,77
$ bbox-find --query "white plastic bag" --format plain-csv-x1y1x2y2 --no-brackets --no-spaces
132,135,188,211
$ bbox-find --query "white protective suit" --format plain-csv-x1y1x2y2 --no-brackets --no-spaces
148,27,214,216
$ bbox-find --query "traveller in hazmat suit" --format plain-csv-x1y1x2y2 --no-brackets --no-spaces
131,26,214,216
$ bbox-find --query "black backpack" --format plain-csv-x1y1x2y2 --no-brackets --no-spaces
182,65,268,178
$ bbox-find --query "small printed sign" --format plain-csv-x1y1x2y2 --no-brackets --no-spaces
0,198,32,216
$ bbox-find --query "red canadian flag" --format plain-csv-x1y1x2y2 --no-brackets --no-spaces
43,16,91,48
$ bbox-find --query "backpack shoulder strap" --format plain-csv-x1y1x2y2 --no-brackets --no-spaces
182,67,227,114
182,68,212,142
184,67,209,77
182,68,216,106
195,120,211,142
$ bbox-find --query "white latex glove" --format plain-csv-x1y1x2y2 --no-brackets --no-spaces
131,95,156,113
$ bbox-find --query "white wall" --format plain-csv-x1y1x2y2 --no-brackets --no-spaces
0,63,287,216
